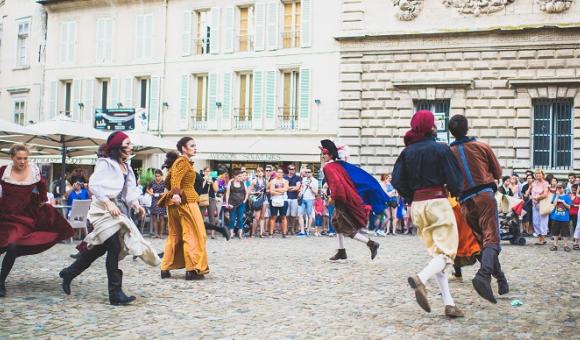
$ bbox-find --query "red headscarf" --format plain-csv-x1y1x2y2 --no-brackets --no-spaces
403,110,435,146
107,131,129,150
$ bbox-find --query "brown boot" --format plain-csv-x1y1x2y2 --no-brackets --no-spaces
408,275,431,312
329,249,347,261
367,240,380,260
444,305,465,318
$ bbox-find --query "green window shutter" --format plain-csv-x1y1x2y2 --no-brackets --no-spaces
149,77,160,131
252,70,264,129
83,79,94,124
123,77,133,108
264,70,276,129
222,72,232,130
267,1,279,51
300,0,312,48
182,11,192,56
207,73,218,129
224,7,235,53
49,81,57,119
72,79,81,121
254,2,266,51
179,74,190,129
299,68,311,129
210,7,220,55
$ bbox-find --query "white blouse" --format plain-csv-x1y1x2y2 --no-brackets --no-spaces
89,158,139,208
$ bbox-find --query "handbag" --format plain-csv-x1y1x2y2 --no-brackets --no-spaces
198,194,209,207
252,194,265,210
538,193,555,215
271,195,285,207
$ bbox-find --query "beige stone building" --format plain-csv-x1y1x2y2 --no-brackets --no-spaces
337,0,580,176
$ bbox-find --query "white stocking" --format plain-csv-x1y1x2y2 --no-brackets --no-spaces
337,233,345,249
434,272,455,306
353,232,369,244
417,255,447,284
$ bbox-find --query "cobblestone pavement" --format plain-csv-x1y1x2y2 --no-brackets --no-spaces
0,234,578,339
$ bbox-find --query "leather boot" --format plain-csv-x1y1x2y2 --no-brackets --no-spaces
329,249,347,261
59,256,92,295
367,240,380,260
493,254,509,295
108,269,136,305
472,248,497,304
0,281,5,297
160,270,171,279
185,270,204,281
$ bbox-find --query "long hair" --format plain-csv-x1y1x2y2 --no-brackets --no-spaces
162,151,179,169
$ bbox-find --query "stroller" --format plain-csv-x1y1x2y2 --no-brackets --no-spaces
496,193,526,245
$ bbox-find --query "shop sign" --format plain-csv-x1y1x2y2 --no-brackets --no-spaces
207,153,283,161
94,108,136,131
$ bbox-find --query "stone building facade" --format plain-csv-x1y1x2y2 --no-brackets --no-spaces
337,0,580,176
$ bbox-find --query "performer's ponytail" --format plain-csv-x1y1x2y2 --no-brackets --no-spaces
162,151,179,169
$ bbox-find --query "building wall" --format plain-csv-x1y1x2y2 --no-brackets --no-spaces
0,0,46,125
338,0,580,176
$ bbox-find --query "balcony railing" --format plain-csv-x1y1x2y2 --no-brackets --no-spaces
193,38,210,55
233,108,252,129
281,31,300,49
277,106,299,130
190,109,207,130
237,34,254,52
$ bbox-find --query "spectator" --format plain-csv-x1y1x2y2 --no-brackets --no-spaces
521,174,534,235
547,175,558,194
510,174,521,199
569,184,579,239
284,165,301,235
269,167,289,237
199,167,219,238
66,180,90,206
313,194,324,236
379,173,397,236
550,184,572,252
297,167,318,237
566,173,576,194
146,169,167,238
527,169,550,245
321,181,336,236
498,176,513,196
225,170,249,239
250,167,268,238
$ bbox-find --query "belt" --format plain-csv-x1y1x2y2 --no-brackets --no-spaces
459,187,494,203
413,186,448,202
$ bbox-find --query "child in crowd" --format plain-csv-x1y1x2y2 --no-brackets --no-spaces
550,184,572,252
313,194,325,236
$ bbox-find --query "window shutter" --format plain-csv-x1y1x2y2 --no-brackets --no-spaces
182,11,192,56
254,2,266,51
110,78,120,108
299,68,311,129
83,79,94,124
145,15,153,58
224,7,234,53
104,19,112,62
69,22,77,63
222,72,232,130
210,7,220,55
49,81,57,119
300,0,312,48
96,19,104,62
252,70,264,129
123,78,133,108
179,74,190,129
59,23,68,63
136,15,144,59
72,79,81,121
149,77,160,131
264,70,276,130
207,73,218,129
267,2,279,51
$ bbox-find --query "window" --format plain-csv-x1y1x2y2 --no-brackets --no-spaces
96,18,113,63
280,70,299,128
16,17,31,66
238,6,254,52
138,78,150,109
13,99,26,125
136,14,153,59
193,74,208,125
61,80,72,117
195,10,210,55
414,99,450,143
236,72,253,128
99,79,109,109
533,99,573,169
282,1,300,48
60,21,77,64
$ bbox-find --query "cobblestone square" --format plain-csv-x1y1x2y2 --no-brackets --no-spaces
0,236,578,338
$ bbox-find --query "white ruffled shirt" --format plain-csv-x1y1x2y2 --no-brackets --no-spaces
89,158,139,208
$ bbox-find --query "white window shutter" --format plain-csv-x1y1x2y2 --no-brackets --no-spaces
104,19,112,62
267,2,279,51
59,23,68,63
299,68,311,129
49,81,57,119
123,78,133,108
264,70,276,130
252,70,264,129
96,19,104,62
210,7,220,55
69,22,77,63
145,15,153,58
207,73,218,129
222,72,232,130
110,78,120,108
72,79,81,121
182,11,192,56
149,77,160,131
224,7,234,53
179,74,190,129
254,2,266,51
136,15,144,59
83,79,94,124
300,0,312,48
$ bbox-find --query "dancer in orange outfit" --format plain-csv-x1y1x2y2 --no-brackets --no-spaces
158,137,209,280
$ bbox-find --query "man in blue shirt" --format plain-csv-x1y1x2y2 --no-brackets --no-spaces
284,165,301,235
67,181,90,206
550,184,572,252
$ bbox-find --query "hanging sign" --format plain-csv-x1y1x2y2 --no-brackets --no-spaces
434,112,449,143
94,108,136,131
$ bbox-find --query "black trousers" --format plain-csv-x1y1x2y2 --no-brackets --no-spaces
65,232,121,280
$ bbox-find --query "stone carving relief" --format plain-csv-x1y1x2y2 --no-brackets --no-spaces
392,0,424,21
537,0,574,13
442,0,515,16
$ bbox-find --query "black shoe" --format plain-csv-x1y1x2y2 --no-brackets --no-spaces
160,270,171,279
157,252,164,258
59,269,73,295
0,282,6,297
220,227,230,241
329,249,347,261
367,240,380,260
472,273,497,304
185,271,205,281
497,276,509,296
69,252,80,259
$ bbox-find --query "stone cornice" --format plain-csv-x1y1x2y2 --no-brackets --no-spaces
393,79,473,88
6,87,31,94
508,78,580,88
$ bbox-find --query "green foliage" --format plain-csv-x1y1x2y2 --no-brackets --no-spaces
138,168,155,188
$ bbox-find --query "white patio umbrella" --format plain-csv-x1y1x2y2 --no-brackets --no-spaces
0,119,38,156
126,131,176,155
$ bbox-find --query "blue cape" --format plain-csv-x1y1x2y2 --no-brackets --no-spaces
337,161,389,214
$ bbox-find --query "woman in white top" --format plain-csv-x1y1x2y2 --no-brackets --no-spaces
59,131,159,306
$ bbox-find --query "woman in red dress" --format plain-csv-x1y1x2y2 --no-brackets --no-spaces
0,144,74,297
